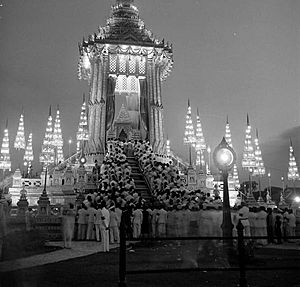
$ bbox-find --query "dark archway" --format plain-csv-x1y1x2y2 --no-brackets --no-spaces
118,129,127,142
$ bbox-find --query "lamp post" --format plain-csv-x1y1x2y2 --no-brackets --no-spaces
281,176,284,194
213,137,236,247
267,171,271,198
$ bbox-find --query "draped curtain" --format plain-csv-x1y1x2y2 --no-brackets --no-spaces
139,78,149,135
105,76,116,131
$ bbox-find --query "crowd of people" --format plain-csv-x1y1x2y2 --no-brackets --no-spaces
3,139,297,252
70,139,297,247
235,203,297,245
133,140,222,211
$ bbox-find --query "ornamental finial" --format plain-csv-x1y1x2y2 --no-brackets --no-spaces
188,99,190,107
49,105,52,117
226,115,229,125
256,128,259,139
246,113,249,126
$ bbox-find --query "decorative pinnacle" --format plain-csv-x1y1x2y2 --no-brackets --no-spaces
290,137,293,146
197,107,199,117
49,105,52,117
256,128,259,139
188,99,190,107
246,113,250,126
226,115,229,125
5,119,8,129
83,93,86,103
57,104,60,111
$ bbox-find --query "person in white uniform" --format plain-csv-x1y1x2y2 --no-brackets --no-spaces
100,201,110,252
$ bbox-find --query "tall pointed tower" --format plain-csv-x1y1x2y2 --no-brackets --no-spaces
78,0,173,155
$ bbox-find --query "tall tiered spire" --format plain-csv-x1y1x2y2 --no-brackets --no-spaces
252,129,265,176
24,133,33,176
195,108,206,169
287,138,299,182
52,105,64,164
183,99,195,145
183,99,196,166
224,116,239,188
76,95,89,153
24,133,33,165
0,120,11,172
242,114,256,170
14,111,26,150
225,116,232,147
39,106,55,166
252,129,265,203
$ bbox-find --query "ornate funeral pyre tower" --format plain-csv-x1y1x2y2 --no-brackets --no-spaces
78,0,173,155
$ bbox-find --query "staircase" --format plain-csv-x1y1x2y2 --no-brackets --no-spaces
127,157,152,203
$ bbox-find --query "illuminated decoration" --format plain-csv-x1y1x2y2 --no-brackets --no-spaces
39,106,55,166
224,116,239,187
24,133,33,176
183,99,195,166
166,139,170,156
52,106,64,164
252,129,265,176
242,114,256,170
224,116,232,147
0,120,11,171
252,129,265,203
232,164,240,188
24,133,33,165
78,0,173,154
76,95,89,153
195,108,206,170
184,99,195,145
14,112,26,150
287,138,299,182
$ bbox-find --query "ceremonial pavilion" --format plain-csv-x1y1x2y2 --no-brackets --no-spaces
5,0,240,208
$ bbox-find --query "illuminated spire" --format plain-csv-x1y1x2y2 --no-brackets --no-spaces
0,120,11,171
53,105,64,163
242,114,256,170
14,112,26,150
39,106,55,166
287,138,299,182
76,95,89,153
183,99,195,146
195,108,206,167
24,133,33,164
224,116,239,186
225,115,232,148
252,129,265,176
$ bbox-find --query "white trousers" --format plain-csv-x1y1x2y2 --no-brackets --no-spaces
110,226,120,243
100,227,109,252
133,223,141,238
95,224,101,241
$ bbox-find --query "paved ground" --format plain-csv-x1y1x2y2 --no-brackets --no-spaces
0,241,119,273
1,240,300,287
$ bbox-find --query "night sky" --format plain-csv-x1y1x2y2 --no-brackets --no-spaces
0,0,299,188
